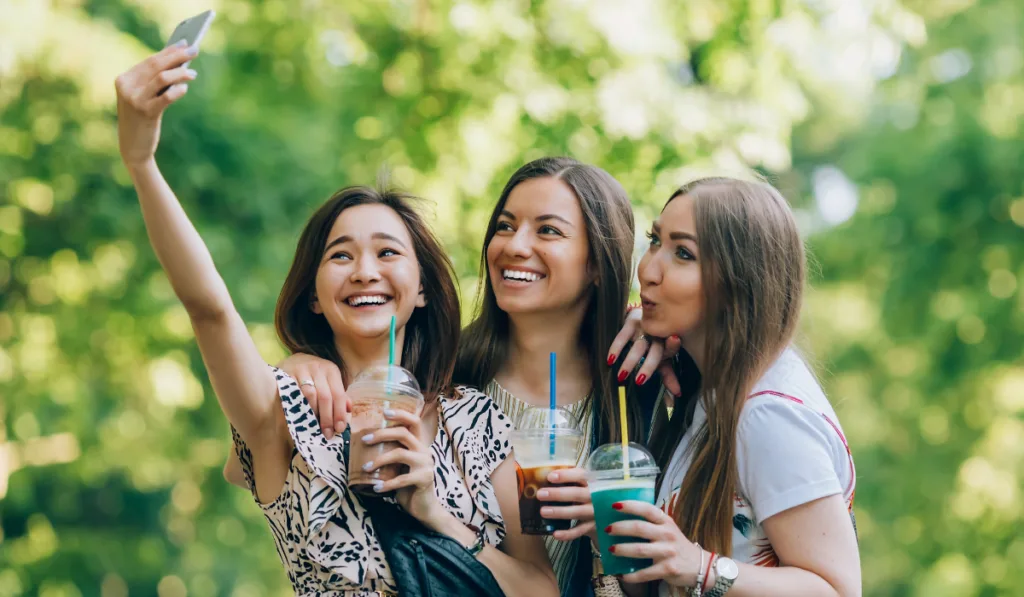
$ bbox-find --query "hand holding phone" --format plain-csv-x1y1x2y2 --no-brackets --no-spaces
159,10,216,94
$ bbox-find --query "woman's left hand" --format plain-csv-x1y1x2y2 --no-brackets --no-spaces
360,408,442,524
537,467,596,543
606,500,703,588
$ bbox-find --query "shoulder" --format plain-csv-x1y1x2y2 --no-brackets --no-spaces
440,385,514,433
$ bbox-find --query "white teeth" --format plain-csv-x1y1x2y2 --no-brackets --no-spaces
502,269,542,282
347,295,389,306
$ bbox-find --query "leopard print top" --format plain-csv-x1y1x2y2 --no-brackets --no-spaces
232,367,512,595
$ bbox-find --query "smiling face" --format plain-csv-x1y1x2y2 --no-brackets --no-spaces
485,176,593,316
312,204,425,340
637,193,706,352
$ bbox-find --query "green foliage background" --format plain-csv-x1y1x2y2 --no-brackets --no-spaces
1,0,1021,595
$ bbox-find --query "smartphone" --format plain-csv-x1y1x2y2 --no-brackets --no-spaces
160,10,215,95
165,9,216,68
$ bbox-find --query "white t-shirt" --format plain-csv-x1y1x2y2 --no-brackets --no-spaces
656,348,855,580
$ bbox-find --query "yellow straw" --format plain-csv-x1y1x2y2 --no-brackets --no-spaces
618,386,630,480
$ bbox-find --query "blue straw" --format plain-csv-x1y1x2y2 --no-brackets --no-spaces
549,352,556,457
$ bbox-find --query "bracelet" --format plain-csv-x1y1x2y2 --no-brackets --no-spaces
692,546,707,597
464,524,486,558
703,552,717,593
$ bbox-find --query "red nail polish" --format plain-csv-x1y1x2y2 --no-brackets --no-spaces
613,502,623,510
607,354,617,366
605,525,612,533
636,374,647,386
609,545,616,554
670,335,679,341
617,370,628,383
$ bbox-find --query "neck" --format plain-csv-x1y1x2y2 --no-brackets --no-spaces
334,328,405,384
680,329,705,376
498,304,591,405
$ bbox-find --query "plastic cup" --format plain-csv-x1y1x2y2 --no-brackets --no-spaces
511,406,584,535
587,442,660,576
347,365,424,494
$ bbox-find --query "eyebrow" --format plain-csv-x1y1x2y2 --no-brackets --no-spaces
652,222,698,243
500,210,574,227
324,232,408,252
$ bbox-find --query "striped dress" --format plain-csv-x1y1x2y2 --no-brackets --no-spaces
486,379,594,596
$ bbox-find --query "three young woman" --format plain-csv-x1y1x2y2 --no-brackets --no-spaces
122,42,860,597
115,44,556,596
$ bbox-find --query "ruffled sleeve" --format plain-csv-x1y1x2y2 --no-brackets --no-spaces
232,366,388,589
439,385,514,546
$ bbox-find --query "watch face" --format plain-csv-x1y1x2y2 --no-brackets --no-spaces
717,557,739,580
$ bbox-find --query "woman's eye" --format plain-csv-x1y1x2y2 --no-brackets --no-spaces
646,231,661,247
379,248,399,258
330,251,351,261
495,221,513,232
539,225,563,236
676,247,695,261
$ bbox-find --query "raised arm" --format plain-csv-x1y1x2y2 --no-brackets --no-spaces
115,45,279,445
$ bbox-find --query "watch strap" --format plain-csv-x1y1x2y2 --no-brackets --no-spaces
704,558,737,597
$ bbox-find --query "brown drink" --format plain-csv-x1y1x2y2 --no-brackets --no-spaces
345,365,424,494
516,460,577,534
511,406,584,535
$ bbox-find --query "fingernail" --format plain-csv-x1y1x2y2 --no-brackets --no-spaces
537,489,549,499
605,525,612,533
362,461,374,471
174,39,188,47
617,370,629,383
383,409,396,417
335,422,346,433
548,472,559,482
372,481,384,493
609,545,616,554
186,46,198,57
612,502,623,510
186,68,197,78
361,433,373,442
324,428,334,439
607,354,617,366
540,507,551,516
636,374,647,386
670,335,679,341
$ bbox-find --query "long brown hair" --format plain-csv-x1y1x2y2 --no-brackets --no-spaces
275,185,461,399
648,177,806,555
454,157,642,442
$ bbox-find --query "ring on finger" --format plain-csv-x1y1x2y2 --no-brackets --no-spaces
300,379,315,388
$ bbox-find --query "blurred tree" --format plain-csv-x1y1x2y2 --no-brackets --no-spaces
793,0,1024,595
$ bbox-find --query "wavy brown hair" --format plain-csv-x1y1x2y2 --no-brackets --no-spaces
275,185,461,399
454,157,641,443
648,177,806,555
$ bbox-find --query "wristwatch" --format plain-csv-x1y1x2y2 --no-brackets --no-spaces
704,556,738,597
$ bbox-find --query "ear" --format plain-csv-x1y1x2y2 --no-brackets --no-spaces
416,284,427,308
310,291,323,314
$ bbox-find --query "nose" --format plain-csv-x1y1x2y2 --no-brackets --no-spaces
638,249,662,287
351,254,382,284
503,226,533,259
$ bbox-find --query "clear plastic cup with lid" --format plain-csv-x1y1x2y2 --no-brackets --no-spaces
347,365,424,494
511,406,584,534
586,442,661,575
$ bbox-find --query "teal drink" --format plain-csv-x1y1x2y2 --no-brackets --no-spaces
586,443,660,576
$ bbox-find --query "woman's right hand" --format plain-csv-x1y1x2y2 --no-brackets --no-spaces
114,42,198,168
277,353,351,439
608,308,683,398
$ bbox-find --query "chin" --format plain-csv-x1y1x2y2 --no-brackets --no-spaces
640,318,675,339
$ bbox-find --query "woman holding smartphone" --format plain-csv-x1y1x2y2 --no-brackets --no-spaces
115,44,556,596
607,178,861,596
